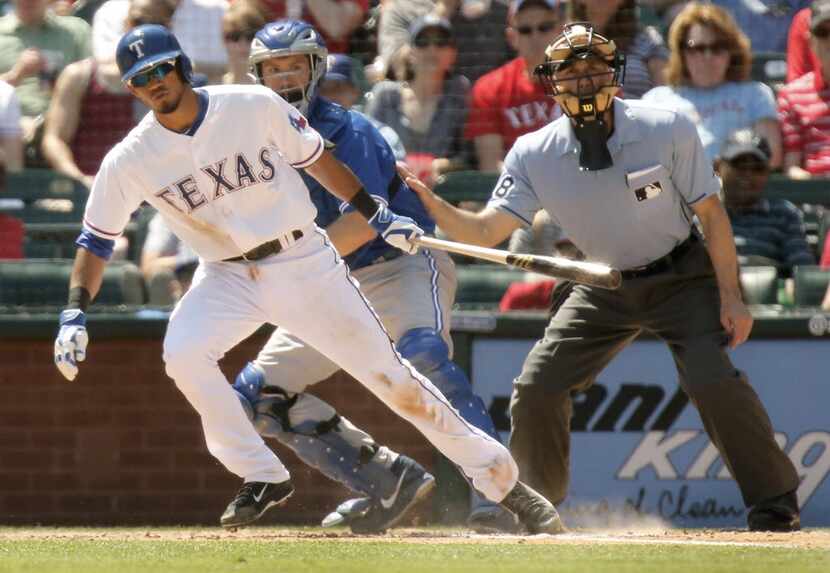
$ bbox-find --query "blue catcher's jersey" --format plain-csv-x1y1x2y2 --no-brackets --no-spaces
301,97,435,271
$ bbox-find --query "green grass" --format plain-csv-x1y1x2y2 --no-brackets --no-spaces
0,531,827,573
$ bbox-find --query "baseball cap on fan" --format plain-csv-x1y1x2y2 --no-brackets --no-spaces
409,13,454,42
719,129,772,164
509,0,562,16
812,0,830,31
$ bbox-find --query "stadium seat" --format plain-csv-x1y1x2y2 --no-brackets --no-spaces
433,171,498,205
455,264,526,309
763,176,830,204
22,210,154,263
793,266,830,307
23,222,84,259
0,259,144,308
1,169,88,224
740,266,779,305
750,52,787,90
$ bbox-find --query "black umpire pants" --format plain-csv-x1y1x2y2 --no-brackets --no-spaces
508,240,799,508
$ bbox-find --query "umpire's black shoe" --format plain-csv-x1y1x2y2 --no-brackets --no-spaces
500,481,565,535
350,456,436,534
220,479,294,528
747,490,800,532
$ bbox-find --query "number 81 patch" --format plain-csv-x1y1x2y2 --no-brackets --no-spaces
493,174,514,198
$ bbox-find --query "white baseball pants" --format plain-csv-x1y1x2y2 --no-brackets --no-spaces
162,226,518,501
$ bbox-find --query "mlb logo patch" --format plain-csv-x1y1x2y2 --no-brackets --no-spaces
634,181,662,202
289,114,307,132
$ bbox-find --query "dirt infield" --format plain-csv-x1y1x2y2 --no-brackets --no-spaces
1,527,827,550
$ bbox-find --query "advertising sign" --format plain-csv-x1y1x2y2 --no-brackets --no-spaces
472,338,829,527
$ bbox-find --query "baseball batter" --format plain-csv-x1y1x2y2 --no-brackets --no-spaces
52,25,562,533
403,24,801,532
228,19,516,534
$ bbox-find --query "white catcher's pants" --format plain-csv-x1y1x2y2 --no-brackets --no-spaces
162,226,518,502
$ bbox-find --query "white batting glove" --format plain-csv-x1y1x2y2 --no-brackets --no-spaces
54,309,88,381
367,204,424,254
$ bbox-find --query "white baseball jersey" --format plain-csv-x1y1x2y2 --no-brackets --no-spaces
83,84,323,261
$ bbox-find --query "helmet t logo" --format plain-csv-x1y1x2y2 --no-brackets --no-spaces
129,39,145,59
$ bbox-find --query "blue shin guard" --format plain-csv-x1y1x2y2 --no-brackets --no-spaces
233,362,401,498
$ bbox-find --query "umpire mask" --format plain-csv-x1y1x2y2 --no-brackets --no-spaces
535,24,626,171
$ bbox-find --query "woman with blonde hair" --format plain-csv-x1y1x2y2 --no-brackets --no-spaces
642,2,782,167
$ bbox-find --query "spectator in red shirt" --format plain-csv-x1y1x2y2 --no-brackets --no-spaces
464,0,565,172
779,0,830,178
256,0,367,54
787,6,820,82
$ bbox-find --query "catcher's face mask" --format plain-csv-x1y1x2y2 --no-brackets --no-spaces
535,23,626,171
259,54,313,108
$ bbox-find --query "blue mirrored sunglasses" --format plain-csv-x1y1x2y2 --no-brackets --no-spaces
129,61,176,87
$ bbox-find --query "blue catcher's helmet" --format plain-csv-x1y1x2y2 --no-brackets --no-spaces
116,25,193,84
249,19,328,113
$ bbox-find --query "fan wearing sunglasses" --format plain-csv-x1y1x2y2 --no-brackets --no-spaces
642,2,783,168
221,0,266,85
464,0,565,173
41,0,176,190
366,14,470,187
569,0,668,99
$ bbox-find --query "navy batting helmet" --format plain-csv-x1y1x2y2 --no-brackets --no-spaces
249,19,328,113
116,25,193,84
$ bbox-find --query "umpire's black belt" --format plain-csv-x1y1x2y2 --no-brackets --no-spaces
224,230,304,262
620,232,699,280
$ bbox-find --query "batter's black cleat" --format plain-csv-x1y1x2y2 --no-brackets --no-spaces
220,479,294,528
500,481,565,535
747,490,800,532
349,456,436,534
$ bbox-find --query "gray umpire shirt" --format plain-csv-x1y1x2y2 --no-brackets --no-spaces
487,98,721,270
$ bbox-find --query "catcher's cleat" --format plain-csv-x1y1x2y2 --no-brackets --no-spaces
220,479,294,528
321,497,373,528
500,481,565,535
322,456,436,534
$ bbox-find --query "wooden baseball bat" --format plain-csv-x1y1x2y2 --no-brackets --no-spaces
412,236,622,290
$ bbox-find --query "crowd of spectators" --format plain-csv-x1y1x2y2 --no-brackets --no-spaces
0,0,828,310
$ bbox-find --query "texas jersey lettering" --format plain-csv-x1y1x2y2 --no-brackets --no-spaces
84,84,322,260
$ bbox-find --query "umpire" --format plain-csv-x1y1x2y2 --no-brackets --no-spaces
404,23,800,531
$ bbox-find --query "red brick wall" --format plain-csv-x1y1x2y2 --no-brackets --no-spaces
0,332,442,525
